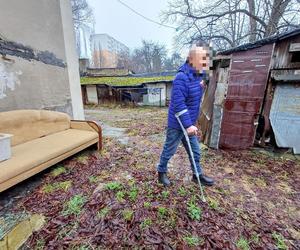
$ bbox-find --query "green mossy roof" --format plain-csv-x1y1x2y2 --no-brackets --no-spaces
80,76,173,86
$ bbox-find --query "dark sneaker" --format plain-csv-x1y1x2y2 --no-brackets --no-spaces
192,174,214,186
158,172,171,187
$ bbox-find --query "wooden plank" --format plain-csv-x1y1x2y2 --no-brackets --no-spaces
289,43,300,52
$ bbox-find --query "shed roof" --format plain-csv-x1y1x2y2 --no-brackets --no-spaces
218,28,300,55
80,76,173,87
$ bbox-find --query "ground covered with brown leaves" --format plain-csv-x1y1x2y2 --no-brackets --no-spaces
15,106,300,249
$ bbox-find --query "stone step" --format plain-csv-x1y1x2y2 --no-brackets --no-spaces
0,213,45,250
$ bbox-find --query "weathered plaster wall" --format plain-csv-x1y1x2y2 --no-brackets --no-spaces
0,0,84,119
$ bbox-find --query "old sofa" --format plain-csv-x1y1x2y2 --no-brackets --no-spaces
0,110,102,192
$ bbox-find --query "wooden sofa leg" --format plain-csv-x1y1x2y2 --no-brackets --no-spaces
99,131,102,151
97,140,102,151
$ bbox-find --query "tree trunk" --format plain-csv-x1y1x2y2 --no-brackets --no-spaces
247,0,257,42
265,0,291,36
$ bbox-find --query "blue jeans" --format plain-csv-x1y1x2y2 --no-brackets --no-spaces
157,127,202,175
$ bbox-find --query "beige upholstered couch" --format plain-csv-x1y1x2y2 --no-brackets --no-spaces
0,110,102,192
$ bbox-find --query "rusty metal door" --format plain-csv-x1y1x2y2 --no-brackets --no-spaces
219,44,274,149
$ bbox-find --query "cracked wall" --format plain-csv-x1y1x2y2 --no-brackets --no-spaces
0,0,84,119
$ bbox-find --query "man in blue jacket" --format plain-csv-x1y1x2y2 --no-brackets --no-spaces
157,43,214,187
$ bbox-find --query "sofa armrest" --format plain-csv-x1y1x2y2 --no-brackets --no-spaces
70,120,102,150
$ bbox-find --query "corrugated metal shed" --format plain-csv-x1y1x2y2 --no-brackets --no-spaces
269,84,300,153
219,44,273,149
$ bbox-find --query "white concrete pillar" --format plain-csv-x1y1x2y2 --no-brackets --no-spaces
59,0,85,119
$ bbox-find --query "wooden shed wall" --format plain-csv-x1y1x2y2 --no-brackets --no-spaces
272,34,300,69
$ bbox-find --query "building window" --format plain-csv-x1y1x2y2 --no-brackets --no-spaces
291,51,300,63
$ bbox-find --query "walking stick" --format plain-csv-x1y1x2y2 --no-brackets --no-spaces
175,110,206,202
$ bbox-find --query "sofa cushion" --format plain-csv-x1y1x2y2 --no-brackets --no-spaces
0,129,98,184
0,110,70,146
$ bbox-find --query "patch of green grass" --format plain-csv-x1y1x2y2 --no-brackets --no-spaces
207,197,219,210
35,239,45,250
178,187,188,196
88,176,99,183
236,237,250,250
58,181,72,191
63,194,86,216
250,233,260,244
122,209,134,222
272,232,287,250
254,177,267,188
161,190,169,199
145,187,154,199
77,245,91,250
187,199,202,221
97,207,110,219
183,235,204,247
146,193,154,199
128,179,136,186
51,165,66,177
116,191,125,202
140,218,152,229
157,207,177,227
42,180,72,193
215,187,230,195
143,202,151,208
128,186,139,202
157,207,168,218
42,184,56,193
105,182,123,191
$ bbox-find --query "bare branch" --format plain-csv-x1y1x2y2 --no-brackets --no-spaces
168,8,267,29
162,0,300,49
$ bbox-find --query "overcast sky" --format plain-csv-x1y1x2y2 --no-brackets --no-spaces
88,0,177,54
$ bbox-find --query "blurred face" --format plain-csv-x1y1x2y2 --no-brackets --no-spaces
187,45,211,73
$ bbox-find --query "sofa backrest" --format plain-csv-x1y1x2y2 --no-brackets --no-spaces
0,110,71,146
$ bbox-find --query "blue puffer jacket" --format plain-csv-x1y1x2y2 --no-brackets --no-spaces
167,62,204,130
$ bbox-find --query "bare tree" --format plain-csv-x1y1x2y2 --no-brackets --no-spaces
71,0,95,61
131,49,146,73
162,0,300,49
71,0,94,29
247,0,257,42
131,40,168,73
164,52,184,71
117,49,131,69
